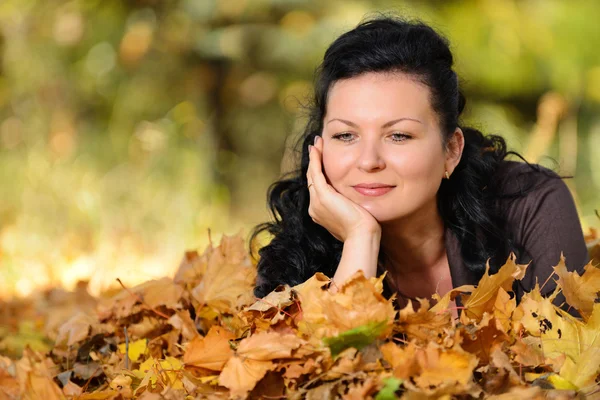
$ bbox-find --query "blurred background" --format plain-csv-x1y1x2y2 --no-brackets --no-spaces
1,0,599,298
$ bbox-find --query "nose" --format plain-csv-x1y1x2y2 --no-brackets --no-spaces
357,140,386,172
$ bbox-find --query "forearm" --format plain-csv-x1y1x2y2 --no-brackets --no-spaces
330,230,381,292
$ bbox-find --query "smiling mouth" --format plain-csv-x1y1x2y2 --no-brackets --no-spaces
352,186,395,197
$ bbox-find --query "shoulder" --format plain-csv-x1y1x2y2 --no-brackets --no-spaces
492,160,562,195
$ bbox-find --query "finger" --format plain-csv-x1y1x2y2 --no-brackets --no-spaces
308,137,329,192
306,145,315,189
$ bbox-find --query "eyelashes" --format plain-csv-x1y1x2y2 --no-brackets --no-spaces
331,132,411,143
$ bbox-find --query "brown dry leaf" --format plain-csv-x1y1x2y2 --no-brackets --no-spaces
0,356,19,399
168,311,200,341
460,313,510,365
246,285,294,313
381,341,478,395
510,336,545,367
191,234,256,314
280,357,319,380
218,355,275,398
295,271,396,340
489,346,522,385
96,278,183,321
493,288,516,333
461,254,528,323
430,284,476,314
137,278,183,310
342,376,377,400
396,298,451,344
54,312,97,347
15,349,64,400
236,331,307,361
486,386,543,400
183,325,235,371
553,254,600,320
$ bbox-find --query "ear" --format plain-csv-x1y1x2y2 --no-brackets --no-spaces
445,127,464,174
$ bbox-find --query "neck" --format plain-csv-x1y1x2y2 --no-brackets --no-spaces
379,200,446,277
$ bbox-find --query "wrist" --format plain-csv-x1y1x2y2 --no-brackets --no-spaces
346,227,381,243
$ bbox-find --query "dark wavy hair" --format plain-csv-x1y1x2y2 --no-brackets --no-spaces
249,15,558,299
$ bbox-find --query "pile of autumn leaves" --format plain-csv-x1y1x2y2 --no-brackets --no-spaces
2,233,600,400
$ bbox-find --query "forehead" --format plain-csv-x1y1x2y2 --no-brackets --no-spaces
325,72,436,127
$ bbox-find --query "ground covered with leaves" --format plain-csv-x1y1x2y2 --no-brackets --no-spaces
1,232,600,399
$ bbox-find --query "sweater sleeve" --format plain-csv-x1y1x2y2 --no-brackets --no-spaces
508,174,589,316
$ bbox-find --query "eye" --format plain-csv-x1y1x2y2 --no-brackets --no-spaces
331,132,355,142
390,132,411,142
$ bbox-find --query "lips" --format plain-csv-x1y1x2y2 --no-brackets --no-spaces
352,184,395,197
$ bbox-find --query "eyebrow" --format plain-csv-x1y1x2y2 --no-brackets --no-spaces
326,117,423,128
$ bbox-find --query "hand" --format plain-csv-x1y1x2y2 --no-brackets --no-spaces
306,135,381,242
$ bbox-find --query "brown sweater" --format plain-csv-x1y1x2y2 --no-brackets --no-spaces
390,160,590,315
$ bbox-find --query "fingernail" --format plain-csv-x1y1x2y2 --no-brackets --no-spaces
314,136,319,145
308,144,313,152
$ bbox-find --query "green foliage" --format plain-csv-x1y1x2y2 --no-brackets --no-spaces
323,320,388,357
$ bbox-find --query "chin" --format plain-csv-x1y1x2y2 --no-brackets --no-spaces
360,203,401,222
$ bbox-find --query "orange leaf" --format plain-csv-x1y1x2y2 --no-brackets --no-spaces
236,331,306,361
191,234,256,313
554,254,600,320
218,355,275,398
183,326,235,371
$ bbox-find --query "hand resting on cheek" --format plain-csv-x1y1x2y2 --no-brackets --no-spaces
306,135,381,243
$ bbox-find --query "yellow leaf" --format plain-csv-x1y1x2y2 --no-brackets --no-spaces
118,339,147,363
547,374,578,391
554,254,600,320
134,356,184,392
461,254,528,323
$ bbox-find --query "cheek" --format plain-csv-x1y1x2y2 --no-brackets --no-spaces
322,149,352,181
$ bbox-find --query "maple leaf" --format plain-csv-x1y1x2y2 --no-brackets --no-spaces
396,298,452,344
15,349,64,400
461,254,528,323
132,356,184,394
168,310,201,341
553,254,600,320
295,271,396,341
235,331,307,360
460,313,510,365
380,341,479,395
218,355,275,398
493,288,516,334
183,325,235,371
430,284,475,314
54,312,97,347
96,277,183,320
515,287,600,390
510,336,545,367
191,234,256,314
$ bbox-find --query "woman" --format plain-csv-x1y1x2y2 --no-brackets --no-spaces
249,16,589,315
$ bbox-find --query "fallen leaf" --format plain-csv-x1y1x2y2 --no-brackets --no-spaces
554,254,600,320
218,355,275,398
183,325,235,371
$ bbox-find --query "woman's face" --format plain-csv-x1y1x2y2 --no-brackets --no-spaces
321,71,462,223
